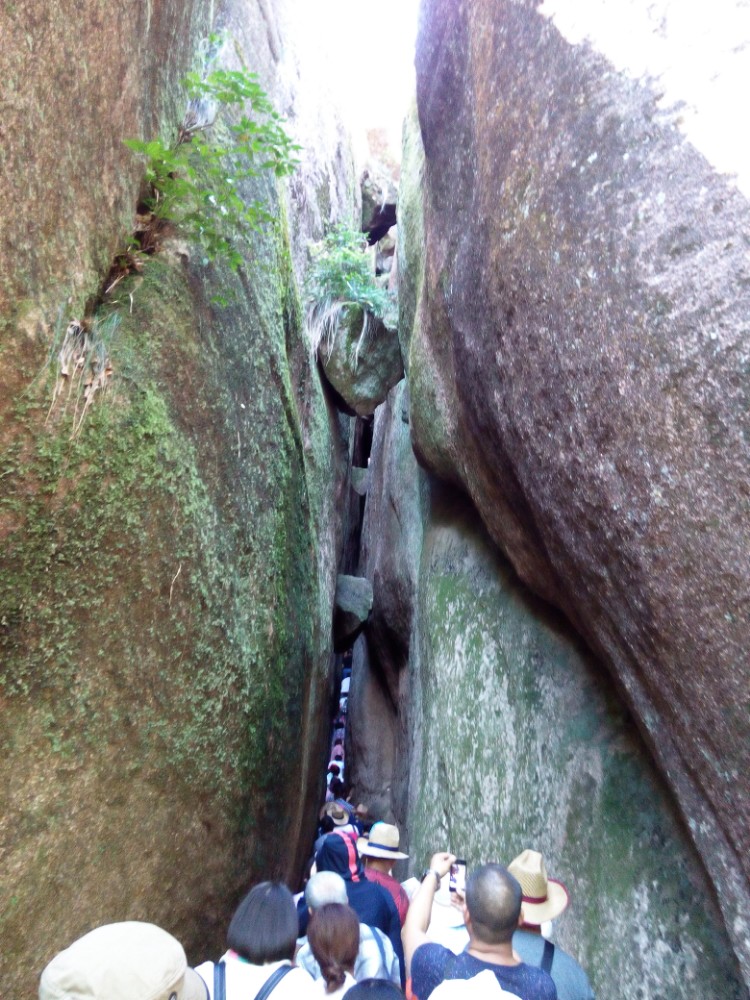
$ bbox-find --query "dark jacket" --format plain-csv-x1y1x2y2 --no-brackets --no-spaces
299,831,405,984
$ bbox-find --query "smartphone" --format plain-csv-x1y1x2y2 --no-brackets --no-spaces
449,859,467,894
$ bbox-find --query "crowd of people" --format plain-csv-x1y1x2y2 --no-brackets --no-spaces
38,658,594,1000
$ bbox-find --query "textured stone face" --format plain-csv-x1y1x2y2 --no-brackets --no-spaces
406,487,746,999
0,0,356,994
348,379,746,993
347,380,426,824
319,307,405,417
410,0,750,978
334,574,374,651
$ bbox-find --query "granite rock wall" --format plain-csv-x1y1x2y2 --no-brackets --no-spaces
0,1,357,995
406,0,750,981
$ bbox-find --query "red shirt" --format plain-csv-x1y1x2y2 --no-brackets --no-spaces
365,867,410,926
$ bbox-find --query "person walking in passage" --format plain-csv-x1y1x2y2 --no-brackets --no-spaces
297,871,400,985
39,921,207,1000
403,852,557,1000
360,822,411,926
508,851,594,1000
194,881,317,999
307,902,359,999
310,831,404,983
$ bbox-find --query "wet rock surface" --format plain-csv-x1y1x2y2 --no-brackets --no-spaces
409,0,750,979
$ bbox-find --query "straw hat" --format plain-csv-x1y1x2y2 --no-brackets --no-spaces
359,822,409,861
329,804,350,826
508,849,569,924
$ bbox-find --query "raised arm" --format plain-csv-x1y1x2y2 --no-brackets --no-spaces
401,851,455,977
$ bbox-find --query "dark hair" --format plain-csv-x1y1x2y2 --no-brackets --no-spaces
307,903,359,993
465,865,522,945
320,814,335,835
344,981,405,999
328,763,341,776
227,881,298,963
329,778,346,798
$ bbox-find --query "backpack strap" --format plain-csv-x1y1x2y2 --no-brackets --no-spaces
213,960,226,1000
253,964,292,1000
541,939,555,974
371,925,388,972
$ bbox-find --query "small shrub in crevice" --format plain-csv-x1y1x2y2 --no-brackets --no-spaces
124,65,300,272
304,223,397,362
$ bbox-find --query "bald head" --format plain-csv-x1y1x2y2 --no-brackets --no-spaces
465,864,522,944
306,870,348,911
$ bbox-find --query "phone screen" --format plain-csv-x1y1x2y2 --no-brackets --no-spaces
449,859,467,894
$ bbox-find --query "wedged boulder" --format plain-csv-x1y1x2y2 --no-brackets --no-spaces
409,0,750,980
319,306,404,417
351,466,369,496
333,574,373,651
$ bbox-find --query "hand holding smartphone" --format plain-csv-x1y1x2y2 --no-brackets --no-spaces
449,858,467,895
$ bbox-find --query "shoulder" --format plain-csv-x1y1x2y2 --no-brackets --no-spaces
514,962,558,1000
278,966,317,997
411,943,459,1000
412,941,454,976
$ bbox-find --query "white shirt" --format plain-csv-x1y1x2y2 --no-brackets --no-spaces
311,971,357,1000
194,952,317,1000
431,970,522,999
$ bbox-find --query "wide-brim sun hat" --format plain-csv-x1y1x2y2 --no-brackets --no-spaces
359,822,408,861
39,921,208,1000
329,804,350,826
508,849,569,924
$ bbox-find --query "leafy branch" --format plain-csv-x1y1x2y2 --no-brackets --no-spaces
125,67,300,270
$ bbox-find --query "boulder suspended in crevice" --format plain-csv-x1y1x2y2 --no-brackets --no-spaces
333,574,373,652
318,306,404,417
351,466,370,496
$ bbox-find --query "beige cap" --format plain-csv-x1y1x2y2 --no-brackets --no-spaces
39,922,208,1000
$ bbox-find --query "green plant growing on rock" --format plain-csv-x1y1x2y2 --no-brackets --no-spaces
124,66,300,271
305,223,397,360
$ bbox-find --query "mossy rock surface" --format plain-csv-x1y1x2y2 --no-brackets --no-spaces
405,486,745,999
0,219,347,998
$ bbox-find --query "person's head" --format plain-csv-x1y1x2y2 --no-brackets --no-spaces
307,903,359,994
316,831,365,882
359,822,408,875
306,870,348,911
227,881,298,964
328,763,340,777
344,980,405,999
464,865,522,945
320,814,335,835
39,922,206,1000
329,777,346,798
